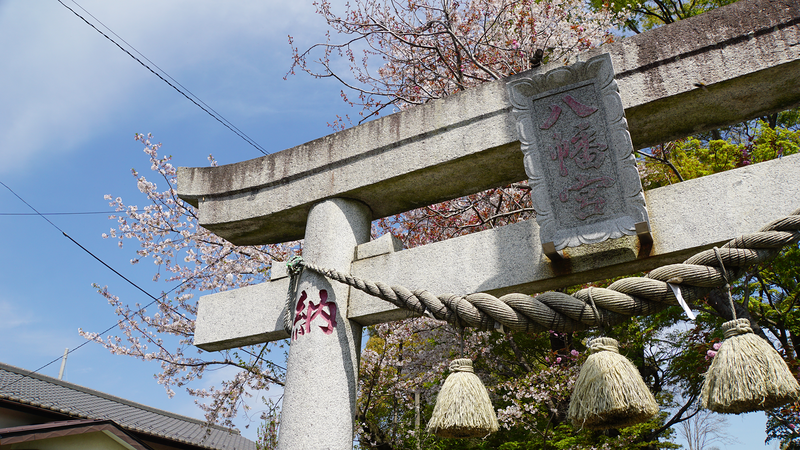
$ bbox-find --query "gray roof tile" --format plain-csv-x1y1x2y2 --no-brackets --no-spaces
0,362,256,450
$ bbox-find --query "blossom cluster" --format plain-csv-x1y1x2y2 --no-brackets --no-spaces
705,342,722,360
81,134,292,429
495,362,579,430
289,0,630,127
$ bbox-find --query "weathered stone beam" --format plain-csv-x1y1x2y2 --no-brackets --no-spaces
350,154,800,324
193,154,800,350
177,0,800,246
193,281,290,350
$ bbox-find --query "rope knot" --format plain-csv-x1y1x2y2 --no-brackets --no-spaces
449,358,474,373
723,318,753,338
283,255,307,336
589,337,620,354
287,255,305,276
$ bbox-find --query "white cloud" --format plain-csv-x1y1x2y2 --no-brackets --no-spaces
0,302,78,365
0,0,329,174
0,299,33,328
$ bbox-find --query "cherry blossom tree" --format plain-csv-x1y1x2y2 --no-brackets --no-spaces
288,0,625,270
289,0,623,127
84,0,800,444
82,133,290,430
86,0,636,445
288,3,643,445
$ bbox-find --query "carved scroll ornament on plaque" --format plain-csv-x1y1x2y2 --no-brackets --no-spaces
507,53,649,252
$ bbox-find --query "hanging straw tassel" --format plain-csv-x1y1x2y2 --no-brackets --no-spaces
701,247,800,413
426,358,499,438
701,318,800,413
568,337,659,429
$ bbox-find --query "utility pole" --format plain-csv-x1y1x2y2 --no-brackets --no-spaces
58,348,68,380
415,389,421,450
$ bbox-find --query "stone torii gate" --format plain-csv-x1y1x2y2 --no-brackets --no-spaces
177,0,800,447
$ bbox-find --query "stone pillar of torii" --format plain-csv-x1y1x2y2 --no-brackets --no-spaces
176,0,800,447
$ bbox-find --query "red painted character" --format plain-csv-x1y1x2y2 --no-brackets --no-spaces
570,122,608,171
559,174,615,219
292,289,338,341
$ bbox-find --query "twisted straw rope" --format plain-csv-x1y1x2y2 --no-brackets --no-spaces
297,209,800,333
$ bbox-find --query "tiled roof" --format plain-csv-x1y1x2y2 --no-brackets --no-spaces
0,362,256,450
0,419,152,450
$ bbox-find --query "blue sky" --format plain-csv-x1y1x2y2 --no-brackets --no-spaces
0,1,781,448
0,0,348,440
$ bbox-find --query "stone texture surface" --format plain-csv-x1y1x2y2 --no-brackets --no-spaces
192,154,800,348
355,232,404,260
194,281,289,351
277,198,371,450
350,154,800,322
509,54,648,250
177,0,800,245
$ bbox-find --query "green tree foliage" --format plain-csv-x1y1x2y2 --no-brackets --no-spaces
767,402,800,448
353,102,800,450
593,0,738,33
754,244,800,448
635,109,800,447
638,115,800,190
357,321,682,450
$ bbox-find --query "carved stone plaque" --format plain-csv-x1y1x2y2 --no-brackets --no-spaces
507,53,649,252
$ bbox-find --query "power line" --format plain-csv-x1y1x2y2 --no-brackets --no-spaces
0,181,280,391
57,0,270,156
0,211,115,216
0,181,178,387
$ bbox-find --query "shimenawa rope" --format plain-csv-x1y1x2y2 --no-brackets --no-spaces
286,209,800,333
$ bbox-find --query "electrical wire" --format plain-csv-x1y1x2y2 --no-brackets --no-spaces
0,181,181,388
0,181,283,391
56,0,270,156
0,211,116,216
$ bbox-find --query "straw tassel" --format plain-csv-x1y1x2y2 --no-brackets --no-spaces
426,358,499,438
701,247,800,413
567,337,659,429
701,318,800,413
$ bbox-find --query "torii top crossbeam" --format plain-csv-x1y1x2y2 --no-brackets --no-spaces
177,0,800,247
